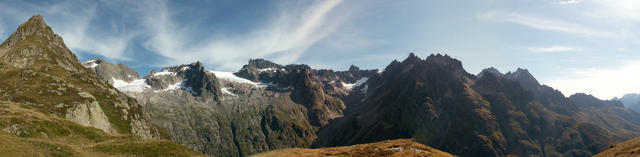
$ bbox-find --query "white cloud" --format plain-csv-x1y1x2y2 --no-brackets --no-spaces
590,0,640,20
528,46,581,53
139,0,346,70
545,61,640,99
48,4,135,61
478,11,616,37
556,0,583,4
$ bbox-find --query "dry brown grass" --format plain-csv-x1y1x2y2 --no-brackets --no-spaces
252,139,455,157
595,137,640,157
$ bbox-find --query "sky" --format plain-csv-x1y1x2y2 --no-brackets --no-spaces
0,0,639,100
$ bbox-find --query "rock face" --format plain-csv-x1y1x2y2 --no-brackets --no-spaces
0,15,159,140
90,58,378,156
315,53,618,157
64,92,115,133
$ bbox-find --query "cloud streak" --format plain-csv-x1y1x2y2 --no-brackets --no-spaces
528,45,581,53
478,11,616,37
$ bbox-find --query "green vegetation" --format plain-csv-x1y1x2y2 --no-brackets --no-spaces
0,101,204,157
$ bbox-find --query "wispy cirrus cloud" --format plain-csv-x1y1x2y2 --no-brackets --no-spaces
0,0,350,70
528,45,581,53
139,0,347,70
478,11,616,37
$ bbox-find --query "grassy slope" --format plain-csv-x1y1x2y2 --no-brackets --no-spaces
0,101,204,157
252,139,455,157
595,137,640,157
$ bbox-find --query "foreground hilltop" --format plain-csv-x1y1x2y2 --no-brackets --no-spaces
252,139,455,157
0,15,204,156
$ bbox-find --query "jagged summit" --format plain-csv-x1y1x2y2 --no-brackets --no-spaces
0,14,80,71
1,15,54,47
402,52,422,64
478,67,503,78
348,64,360,72
504,68,540,90
241,58,283,70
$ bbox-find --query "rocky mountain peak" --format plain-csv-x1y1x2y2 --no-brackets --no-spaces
478,67,503,78
504,68,540,90
0,15,81,71
244,59,283,69
83,58,141,84
2,15,56,47
425,54,462,67
234,58,286,82
402,52,423,64
348,65,360,72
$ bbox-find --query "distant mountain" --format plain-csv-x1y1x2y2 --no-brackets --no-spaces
88,57,378,156
617,93,640,112
314,53,622,157
82,58,141,84
0,15,203,156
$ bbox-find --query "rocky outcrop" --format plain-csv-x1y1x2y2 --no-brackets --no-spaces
65,92,114,133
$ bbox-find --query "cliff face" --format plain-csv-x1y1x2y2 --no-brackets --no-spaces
0,15,159,140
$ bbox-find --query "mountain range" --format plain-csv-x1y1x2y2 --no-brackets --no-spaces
2,15,640,157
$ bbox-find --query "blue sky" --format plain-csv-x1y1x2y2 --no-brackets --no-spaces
0,0,639,99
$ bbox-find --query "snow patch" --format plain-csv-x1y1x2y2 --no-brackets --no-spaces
153,70,175,77
257,68,284,72
209,70,270,87
112,79,148,92
164,81,182,91
342,77,369,90
82,60,99,68
361,84,369,93
221,88,236,96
